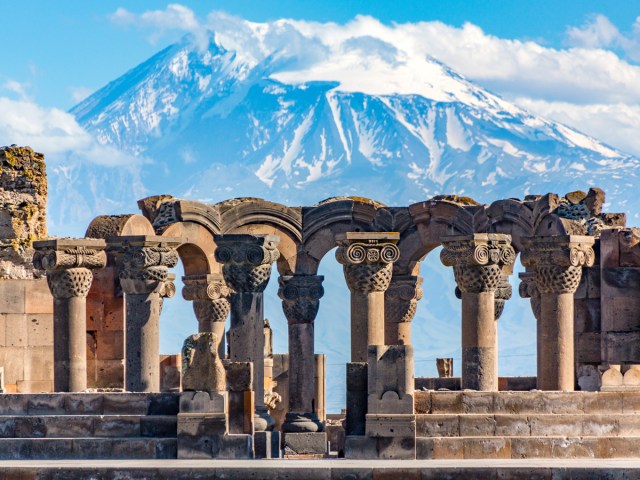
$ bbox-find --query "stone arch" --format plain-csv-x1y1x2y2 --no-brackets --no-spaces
216,198,302,276
300,197,385,274
161,221,217,276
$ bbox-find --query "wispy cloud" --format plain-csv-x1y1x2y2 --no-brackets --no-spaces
0,95,144,167
566,14,640,62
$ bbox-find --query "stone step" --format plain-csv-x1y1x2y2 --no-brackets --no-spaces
416,391,640,415
416,413,640,437
0,393,179,416
0,415,177,438
0,437,177,460
416,436,640,459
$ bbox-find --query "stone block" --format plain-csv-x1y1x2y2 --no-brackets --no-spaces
529,415,581,436
155,438,178,459
510,437,552,459
504,376,537,391
0,348,24,385
414,391,430,414
367,345,414,414
616,414,640,435
22,346,53,381
415,414,459,437
96,331,123,360
30,438,74,459
431,437,464,459
585,392,623,413
365,414,415,438
5,314,27,347
574,298,601,333
344,435,377,459
179,391,227,414
102,393,148,414
111,438,156,458
326,425,345,455
0,416,16,437
0,316,5,346
459,415,495,436
24,278,53,314
64,393,104,414
14,417,46,438
149,393,180,416
575,332,601,363
0,393,28,414
95,360,124,389
26,394,65,414
25,315,53,347
598,436,640,458
582,414,618,436
622,391,640,413
462,392,495,413
223,360,253,392
282,432,325,456
415,437,433,459
377,436,416,460
177,413,227,437
0,281,25,314
94,415,140,437
255,431,281,458
346,362,367,436
44,415,95,437
227,390,248,434
141,415,177,437
71,438,116,459
430,392,463,414
494,414,530,436
542,392,584,414
604,332,640,363
463,437,510,459
178,432,253,460
16,380,52,393
610,297,640,331
494,392,544,414
550,436,598,459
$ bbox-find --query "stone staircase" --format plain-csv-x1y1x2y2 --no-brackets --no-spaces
0,392,179,459
415,390,640,459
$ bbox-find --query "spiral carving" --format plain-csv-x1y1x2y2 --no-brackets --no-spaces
380,244,401,263
346,244,367,264
474,244,490,264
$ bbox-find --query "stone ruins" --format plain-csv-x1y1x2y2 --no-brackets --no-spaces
1,144,640,460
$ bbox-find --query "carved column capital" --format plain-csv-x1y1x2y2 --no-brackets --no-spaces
108,236,180,295
519,271,541,321
521,235,595,294
278,275,324,324
183,273,232,323
494,276,513,320
33,238,107,299
440,234,515,293
335,232,400,294
385,275,423,325
214,234,280,293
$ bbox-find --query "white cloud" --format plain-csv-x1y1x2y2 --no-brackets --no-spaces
110,4,208,49
566,14,640,62
0,96,142,167
2,80,31,101
69,86,93,103
514,98,640,157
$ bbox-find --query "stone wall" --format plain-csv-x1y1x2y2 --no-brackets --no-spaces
0,146,53,393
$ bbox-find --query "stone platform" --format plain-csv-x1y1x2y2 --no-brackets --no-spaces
0,459,640,479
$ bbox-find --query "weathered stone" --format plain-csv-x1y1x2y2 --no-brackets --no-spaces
282,432,326,456
181,332,226,393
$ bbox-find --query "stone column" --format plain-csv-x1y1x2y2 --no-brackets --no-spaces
109,236,180,392
278,274,324,433
182,273,231,358
33,239,106,392
336,232,400,362
441,234,516,391
385,275,423,345
521,235,595,391
214,234,280,432
519,271,542,384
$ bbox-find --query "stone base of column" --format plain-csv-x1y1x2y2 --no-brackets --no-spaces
281,412,323,433
254,405,275,432
282,432,327,456
254,431,281,459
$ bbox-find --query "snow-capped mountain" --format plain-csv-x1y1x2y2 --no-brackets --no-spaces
57,30,640,412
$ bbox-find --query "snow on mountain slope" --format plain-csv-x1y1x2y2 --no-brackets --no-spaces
59,30,640,411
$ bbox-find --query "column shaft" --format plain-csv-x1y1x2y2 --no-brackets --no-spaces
229,292,265,408
461,291,497,391
125,292,163,392
288,323,315,413
539,292,574,391
53,296,88,392
350,292,385,362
